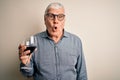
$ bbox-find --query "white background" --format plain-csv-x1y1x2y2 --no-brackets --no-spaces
0,0,120,80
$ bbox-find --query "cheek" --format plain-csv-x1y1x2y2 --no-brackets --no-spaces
60,21,65,28
45,20,53,27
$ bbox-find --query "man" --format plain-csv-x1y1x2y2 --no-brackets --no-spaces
19,2,87,80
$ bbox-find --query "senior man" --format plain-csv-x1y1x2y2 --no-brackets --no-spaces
19,2,87,80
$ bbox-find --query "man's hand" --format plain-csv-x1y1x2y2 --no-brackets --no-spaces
18,44,32,65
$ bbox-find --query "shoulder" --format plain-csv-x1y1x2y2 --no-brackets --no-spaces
65,31,83,52
65,31,82,42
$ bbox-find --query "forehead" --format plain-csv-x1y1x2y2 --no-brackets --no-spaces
47,8,65,14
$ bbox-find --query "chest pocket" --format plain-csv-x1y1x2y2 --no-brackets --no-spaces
59,48,78,66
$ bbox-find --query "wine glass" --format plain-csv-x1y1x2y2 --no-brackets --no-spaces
20,36,37,71
24,35,37,54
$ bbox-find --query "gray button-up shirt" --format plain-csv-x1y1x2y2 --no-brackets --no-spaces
20,31,87,80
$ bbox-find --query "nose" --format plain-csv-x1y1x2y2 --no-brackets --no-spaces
53,16,58,24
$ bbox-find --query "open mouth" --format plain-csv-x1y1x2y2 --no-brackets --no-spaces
53,27,57,31
54,27,57,29
52,25,58,32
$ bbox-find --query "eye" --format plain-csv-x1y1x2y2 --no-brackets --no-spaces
48,14,54,18
58,14,65,18
46,13,54,19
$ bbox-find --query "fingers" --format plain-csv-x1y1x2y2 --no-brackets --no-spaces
20,55,30,64
19,44,26,54
18,43,37,64
18,44,31,56
18,44,32,64
19,50,31,57
19,52,32,64
20,55,29,60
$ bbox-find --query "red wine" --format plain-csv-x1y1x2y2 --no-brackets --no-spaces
25,46,36,55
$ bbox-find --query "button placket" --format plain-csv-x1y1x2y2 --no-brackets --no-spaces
54,45,61,80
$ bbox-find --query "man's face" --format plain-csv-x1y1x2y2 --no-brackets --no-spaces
44,8,65,37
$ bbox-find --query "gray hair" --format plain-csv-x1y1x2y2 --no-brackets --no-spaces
44,2,64,15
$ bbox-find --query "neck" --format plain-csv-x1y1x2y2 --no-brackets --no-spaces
52,32,63,43
48,30,63,43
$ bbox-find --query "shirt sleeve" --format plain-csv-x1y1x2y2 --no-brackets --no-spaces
76,39,88,80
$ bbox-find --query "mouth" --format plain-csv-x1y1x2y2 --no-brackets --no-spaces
52,26,57,31
54,27,57,29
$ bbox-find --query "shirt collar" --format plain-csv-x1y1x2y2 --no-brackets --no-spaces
41,29,69,38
